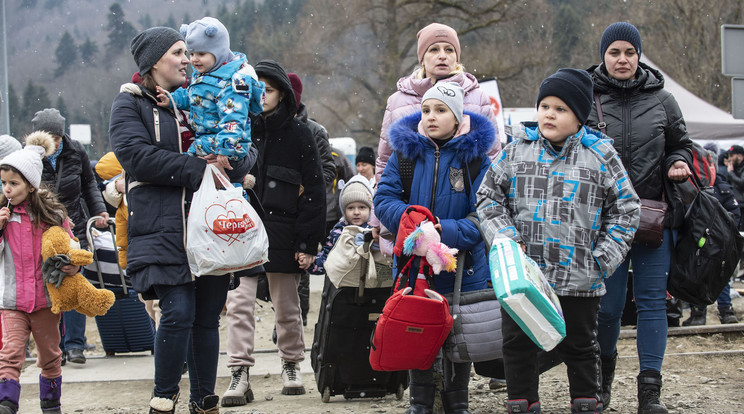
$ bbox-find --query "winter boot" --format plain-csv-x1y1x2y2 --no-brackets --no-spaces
0,378,20,414
405,383,435,414
221,366,254,406
718,305,739,324
188,394,219,414
637,370,667,414
682,305,706,326
149,393,179,414
506,399,541,414
280,359,305,395
441,389,470,414
600,351,617,408
39,375,61,414
571,397,603,413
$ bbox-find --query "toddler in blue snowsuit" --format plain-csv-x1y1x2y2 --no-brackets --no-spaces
159,17,264,171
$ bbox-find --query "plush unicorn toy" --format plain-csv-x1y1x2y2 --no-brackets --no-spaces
402,220,458,274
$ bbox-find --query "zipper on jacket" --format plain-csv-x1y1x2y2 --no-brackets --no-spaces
430,149,441,212
153,108,161,142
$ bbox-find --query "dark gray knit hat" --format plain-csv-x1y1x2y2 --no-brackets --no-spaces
130,27,184,75
600,22,642,63
31,108,65,137
537,68,593,125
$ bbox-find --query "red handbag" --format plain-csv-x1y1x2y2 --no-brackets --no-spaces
369,257,454,371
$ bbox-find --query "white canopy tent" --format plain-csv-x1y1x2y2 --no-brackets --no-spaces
644,58,744,149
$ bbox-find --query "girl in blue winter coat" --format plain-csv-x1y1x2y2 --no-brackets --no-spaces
374,82,495,414
158,17,264,173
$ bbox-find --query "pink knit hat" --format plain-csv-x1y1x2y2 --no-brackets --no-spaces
416,23,461,64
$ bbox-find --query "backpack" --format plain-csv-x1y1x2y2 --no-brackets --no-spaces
669,171,744,306
397,151,483,204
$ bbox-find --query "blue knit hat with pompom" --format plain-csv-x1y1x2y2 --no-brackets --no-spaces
181,17,234,72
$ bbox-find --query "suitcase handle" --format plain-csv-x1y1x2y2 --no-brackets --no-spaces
86,216,128,296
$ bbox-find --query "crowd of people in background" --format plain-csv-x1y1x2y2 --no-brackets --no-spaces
0,14,741,414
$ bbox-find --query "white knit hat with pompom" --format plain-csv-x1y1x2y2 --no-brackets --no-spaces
0,131,55,189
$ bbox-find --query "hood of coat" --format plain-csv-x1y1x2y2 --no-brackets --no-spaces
588,61,664,94
389,111,495,163
510,121,610,154
255,59,297,122
396,70,481,99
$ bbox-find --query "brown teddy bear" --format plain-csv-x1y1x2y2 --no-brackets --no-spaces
40,225,115,317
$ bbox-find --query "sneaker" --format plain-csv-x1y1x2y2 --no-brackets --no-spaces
280,359,305,395
571,397,602,413
718,305,739,324
66,348,86,364
221,366,254,407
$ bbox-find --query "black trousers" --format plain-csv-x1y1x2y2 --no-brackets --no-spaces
502,295,601,404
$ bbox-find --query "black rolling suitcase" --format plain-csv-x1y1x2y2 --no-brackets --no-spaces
84,217,155,355
310,245,408,403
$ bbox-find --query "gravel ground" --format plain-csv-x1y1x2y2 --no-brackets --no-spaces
19,280,744,413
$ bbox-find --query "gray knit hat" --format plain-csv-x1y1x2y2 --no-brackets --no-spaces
31,108,65,137
422,82,464,124
0,131,55,189
340,180,373,212
130,27,184,75
0,135,21,160
181,17,234,72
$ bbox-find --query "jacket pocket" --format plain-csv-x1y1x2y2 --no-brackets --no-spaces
263,165,302,215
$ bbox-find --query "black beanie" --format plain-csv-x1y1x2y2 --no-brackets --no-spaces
600,22,642,63
536,68,593,125
356,146,375,166
130,27,184,75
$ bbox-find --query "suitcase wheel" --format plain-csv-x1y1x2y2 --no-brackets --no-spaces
322,386,331,403
396,383,405,400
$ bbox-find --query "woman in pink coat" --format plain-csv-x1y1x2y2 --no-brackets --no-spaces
375,22,502,183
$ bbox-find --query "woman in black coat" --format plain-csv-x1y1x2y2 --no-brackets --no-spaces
585,22,692,414
33,108,109,365
109,27,255,414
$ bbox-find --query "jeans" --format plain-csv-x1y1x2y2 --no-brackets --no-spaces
597,228,674,373
59,310,86,352
152,274,230,403
717,283,731,308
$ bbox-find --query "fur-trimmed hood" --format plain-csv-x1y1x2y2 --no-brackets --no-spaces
388,111,495,163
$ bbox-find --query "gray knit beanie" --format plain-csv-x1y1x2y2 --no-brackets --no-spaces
31,108,65,137
421,82,464,124
0,135,21,160
340,181,373,212
130,27,184,75
181,17,234,72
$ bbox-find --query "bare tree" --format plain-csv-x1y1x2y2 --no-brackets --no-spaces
280,0,522,143
628,0,743,112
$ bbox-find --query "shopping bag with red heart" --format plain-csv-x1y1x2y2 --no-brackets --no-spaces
186,164,268,276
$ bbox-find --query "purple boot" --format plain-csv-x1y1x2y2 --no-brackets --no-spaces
39,375,62,414
0,378,20,414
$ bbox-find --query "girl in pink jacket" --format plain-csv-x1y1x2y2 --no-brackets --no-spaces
0,131,78,414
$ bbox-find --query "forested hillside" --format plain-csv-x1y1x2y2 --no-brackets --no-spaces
5,0,742,158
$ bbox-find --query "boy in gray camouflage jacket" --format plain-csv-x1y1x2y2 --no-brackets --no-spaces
476,68,640,414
